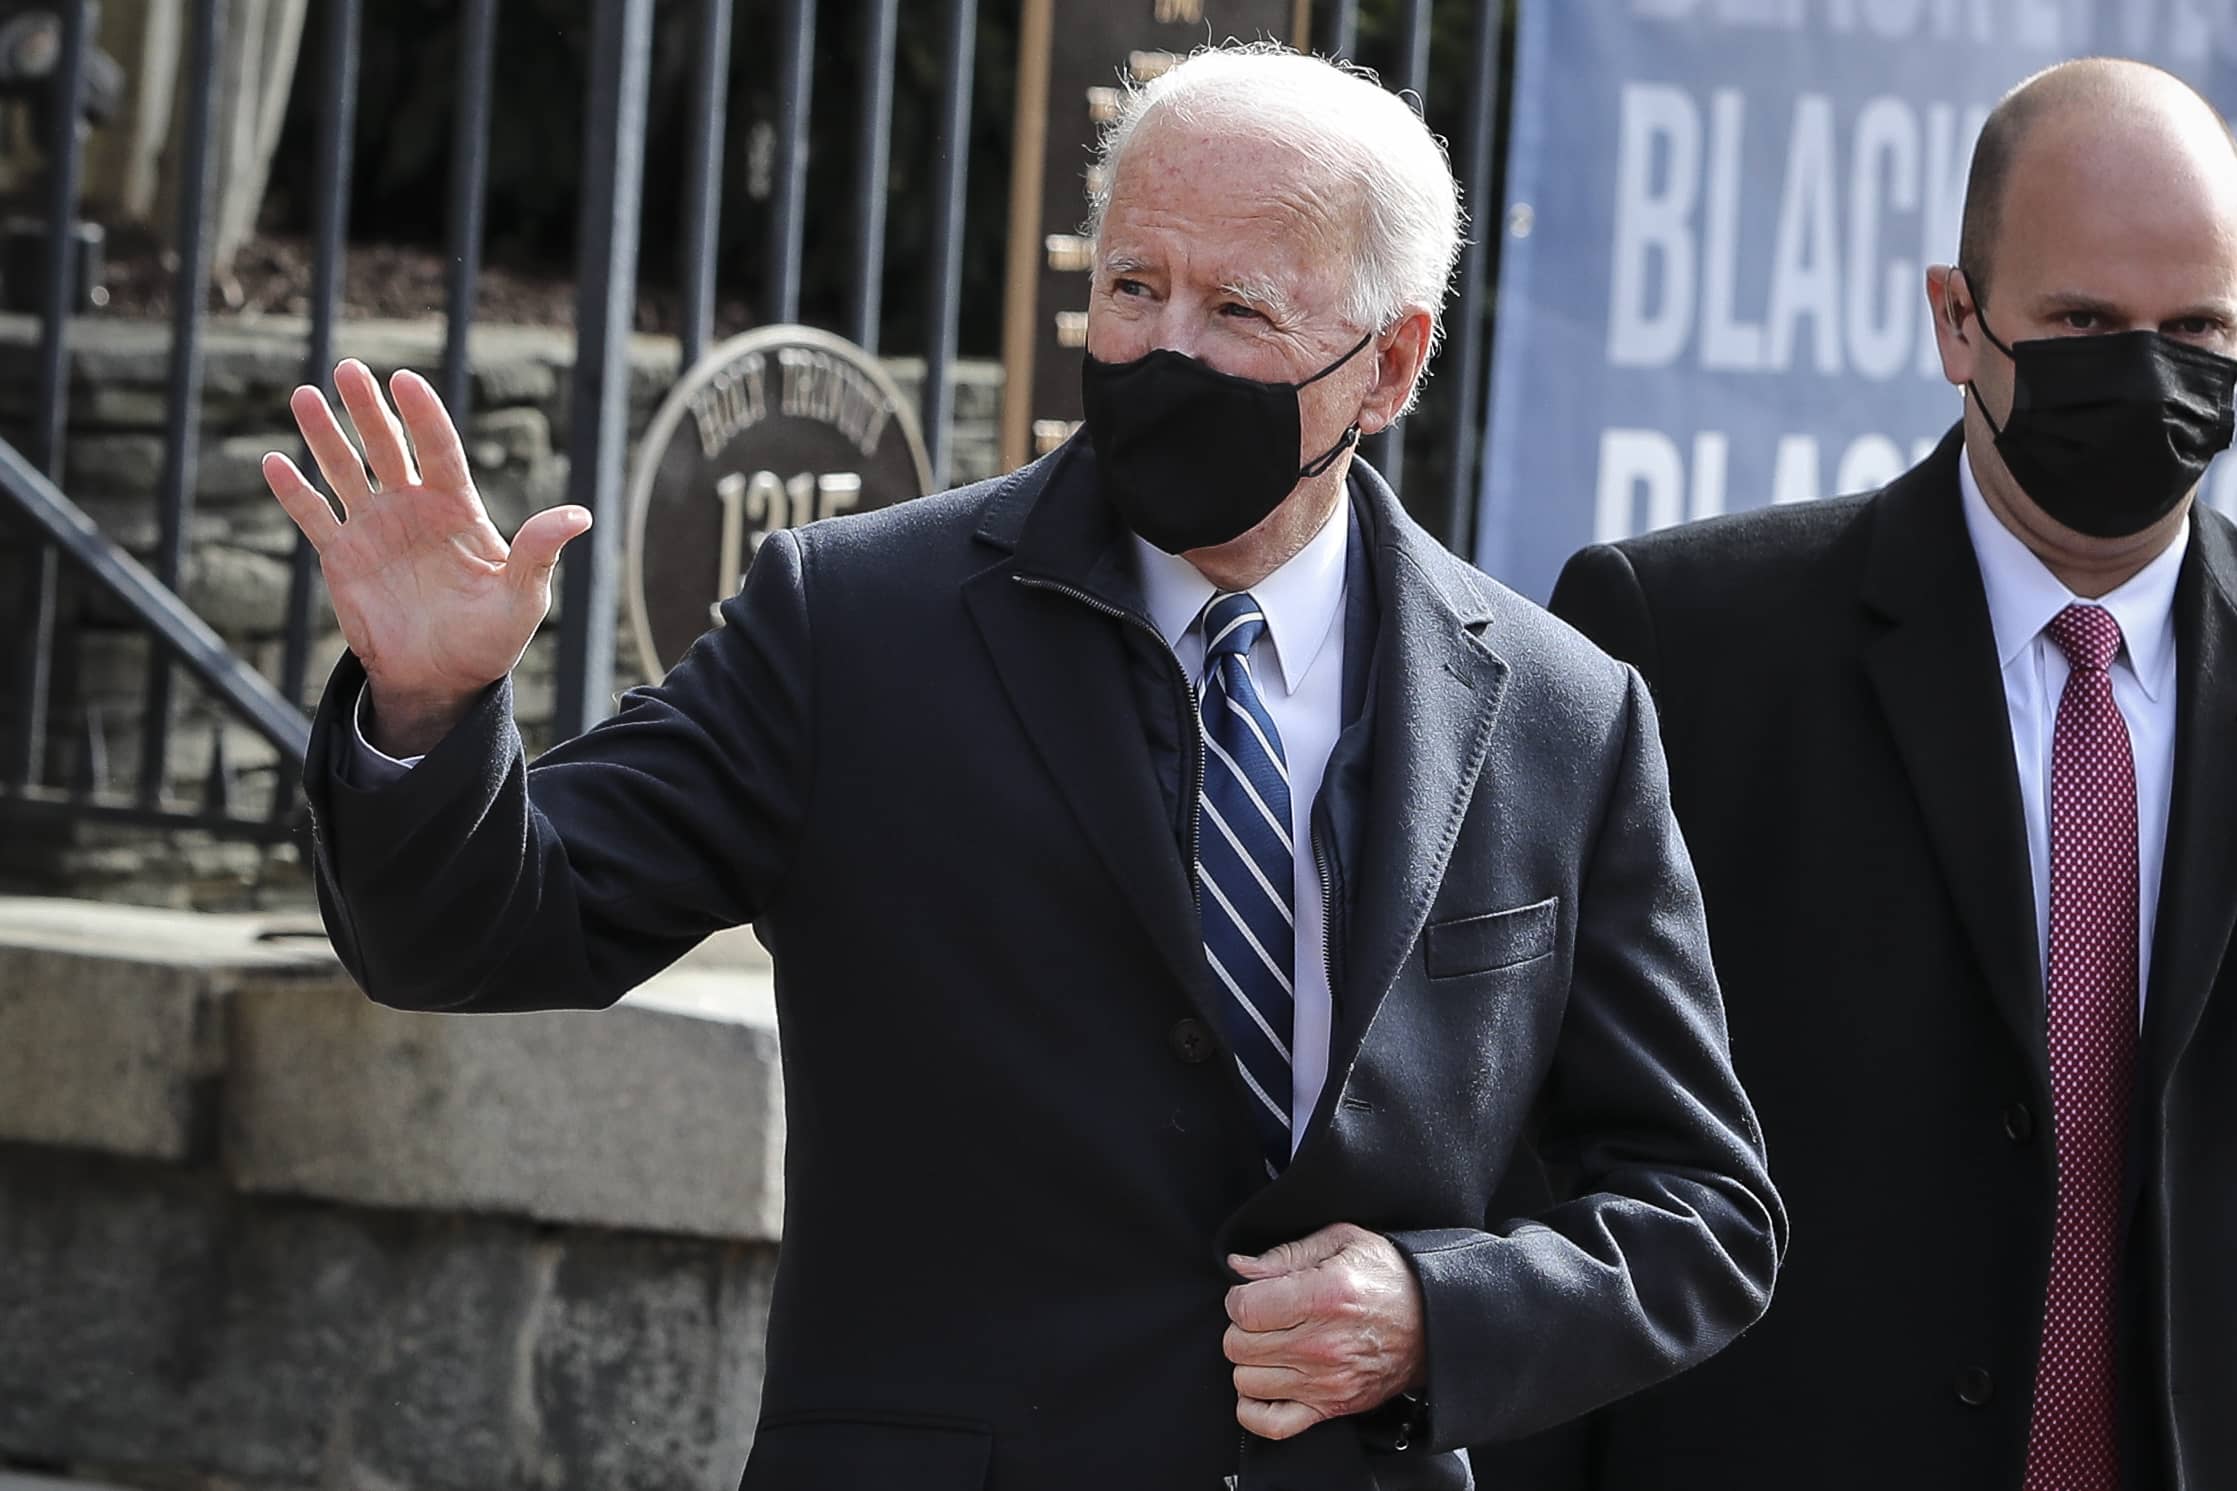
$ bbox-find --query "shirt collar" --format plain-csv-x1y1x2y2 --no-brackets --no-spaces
1957,444,2186,701
1132,496,1349,696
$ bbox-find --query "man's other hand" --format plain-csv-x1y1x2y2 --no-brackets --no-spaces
1223,1222,1427,1440
261,359,592,757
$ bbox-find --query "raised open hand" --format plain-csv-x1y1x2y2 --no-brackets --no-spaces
262,359,590,755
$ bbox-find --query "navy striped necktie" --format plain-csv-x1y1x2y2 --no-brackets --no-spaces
1195,591,1297,1173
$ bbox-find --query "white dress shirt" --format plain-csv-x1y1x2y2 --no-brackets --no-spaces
350,689,423,780
1133,501,1349,1150
1957,450,2183,1016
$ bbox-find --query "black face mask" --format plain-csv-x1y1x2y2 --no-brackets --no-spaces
1962,279,2237,538
1080,332,1372,554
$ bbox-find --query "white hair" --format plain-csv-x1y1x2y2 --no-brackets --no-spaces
1086,43,1466,374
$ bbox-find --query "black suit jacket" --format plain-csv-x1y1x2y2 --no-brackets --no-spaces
1520,426,2237,1489
301,439,1783,1491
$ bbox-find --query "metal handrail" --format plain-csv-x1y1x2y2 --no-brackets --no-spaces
0,435,311,765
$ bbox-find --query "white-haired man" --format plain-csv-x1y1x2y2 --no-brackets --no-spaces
264,45,1780,1491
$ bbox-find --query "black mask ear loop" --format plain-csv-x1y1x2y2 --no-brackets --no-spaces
1950,267,2016,441
1296,330,1377,479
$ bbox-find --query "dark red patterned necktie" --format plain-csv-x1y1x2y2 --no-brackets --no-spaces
2024,604,2138,1491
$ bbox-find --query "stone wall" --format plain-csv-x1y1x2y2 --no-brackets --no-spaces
0,896,786,1491
0,314,1003,908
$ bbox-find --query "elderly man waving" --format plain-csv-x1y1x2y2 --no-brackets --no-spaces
262,44,1780,1491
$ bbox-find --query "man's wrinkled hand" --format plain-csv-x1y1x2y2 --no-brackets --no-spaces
260,359,592,757
1223,1221,1427,1440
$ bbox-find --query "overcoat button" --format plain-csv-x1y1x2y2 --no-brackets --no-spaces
1168,1018,1216,1064
2004,1103,2036,1143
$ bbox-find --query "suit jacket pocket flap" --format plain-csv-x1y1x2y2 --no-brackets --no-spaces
1425,897,1558,979
742,1413,992,1489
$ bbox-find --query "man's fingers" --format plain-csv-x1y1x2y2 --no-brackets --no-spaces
390,367,475,493
509,506,593,592
1236,1395,1323,1441
1232,1363,1308,1403
335,358,420,491
260,452,342,549
1225,1273,1312,1334
1223,1320,1310,1367
1238,1223,1362,1281
291,384,376,514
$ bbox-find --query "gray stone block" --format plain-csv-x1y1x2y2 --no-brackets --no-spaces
183,543,294,638
474,355,560,410
0,898,339,1160
69,629,153,699
63,431,166,494
0,1149,372,1484
338,1225,550,1491
199,432,292,505
77,385,173,430
70,496,225,555
524,1236,770,1491
470,405,554,472
168,323,306,405
0,952,217,1162
0,1145,773,1491
224,972,784,1240
222,496,318,557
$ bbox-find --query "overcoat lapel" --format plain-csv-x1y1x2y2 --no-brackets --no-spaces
1859,430,2050,1091
960,450,1222,1017
2139,512,2237,1105
1321,466,1509,1099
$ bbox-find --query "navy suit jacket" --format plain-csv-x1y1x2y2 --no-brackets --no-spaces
301,438,1783,1491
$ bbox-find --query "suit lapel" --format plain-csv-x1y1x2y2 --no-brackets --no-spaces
959,448,1223,1016
1860,430,2049,1088
2140,511,2237,1101
1323,469,1509,1092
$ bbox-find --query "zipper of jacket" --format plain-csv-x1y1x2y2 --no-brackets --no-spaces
1313,814,1337,1001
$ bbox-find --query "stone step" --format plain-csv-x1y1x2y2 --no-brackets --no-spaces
0,895,783,1240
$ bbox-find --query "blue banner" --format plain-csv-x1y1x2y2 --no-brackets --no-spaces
1476,0,2237,601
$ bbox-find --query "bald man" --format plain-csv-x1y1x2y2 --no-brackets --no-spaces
1498,58,2237,1491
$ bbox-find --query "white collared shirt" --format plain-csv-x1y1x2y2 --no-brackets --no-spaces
1132,500,1349,1149
1957,449,2184,1016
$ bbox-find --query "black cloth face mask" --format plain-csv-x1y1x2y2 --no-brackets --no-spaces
1962,277,2237,539
1080,331,1372,554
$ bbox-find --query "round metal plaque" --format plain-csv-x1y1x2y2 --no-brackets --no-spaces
624,325,934,677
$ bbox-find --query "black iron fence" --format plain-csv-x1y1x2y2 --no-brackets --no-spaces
0,0,1512,854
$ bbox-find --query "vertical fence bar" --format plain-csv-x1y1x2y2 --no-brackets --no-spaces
678,0,734,369
440,0,500,421
764,0,815,326
278,0,359,774
6,530,59,786
1360,0,1434,498
32,0,91,480
552,0,654,738
1394,0,1432,98
1325,0,1359,58
9,0,94,789
1441,0,1505,554
921,0,976,488
846,0,900,352
138,0,225,806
